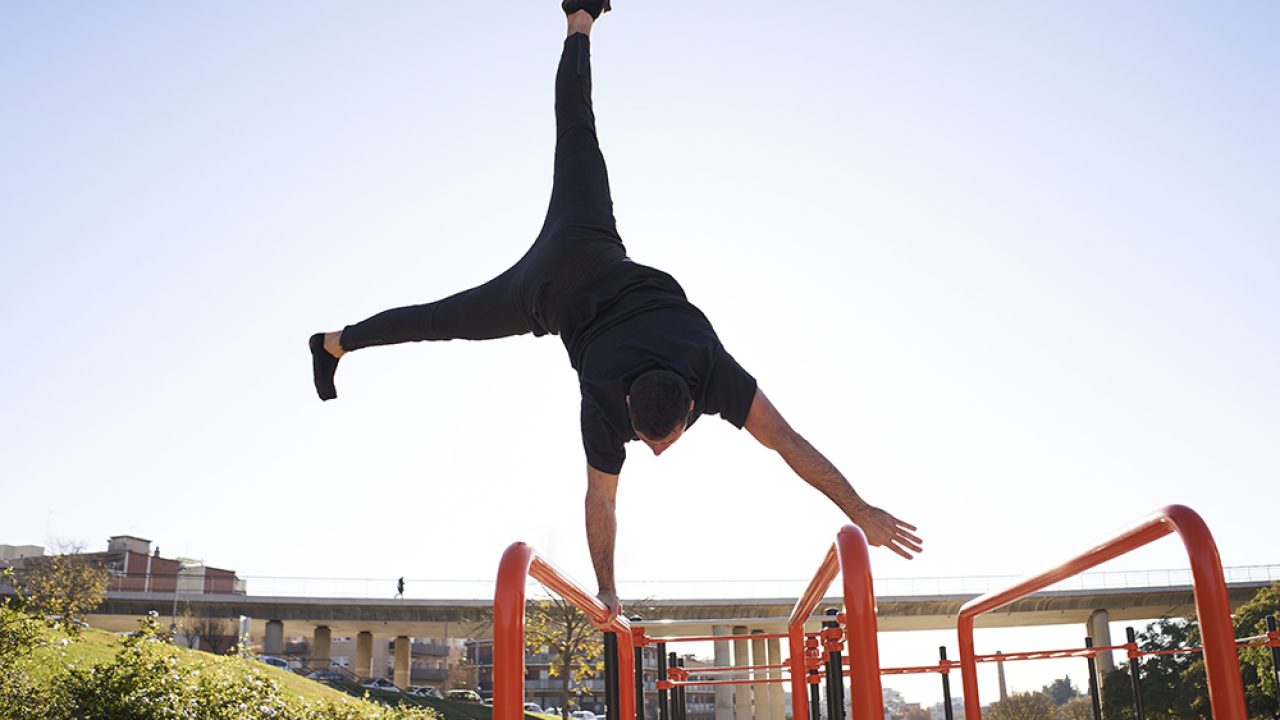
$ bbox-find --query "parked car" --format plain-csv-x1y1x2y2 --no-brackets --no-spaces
259,656,292,672
523,703,544,713
570,711,596,720
446,689,483,703
408,686,443,699
305,669,346,681
360,678,400,692
595,715,607,720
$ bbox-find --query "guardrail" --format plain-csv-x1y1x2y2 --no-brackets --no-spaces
956,504,1247,720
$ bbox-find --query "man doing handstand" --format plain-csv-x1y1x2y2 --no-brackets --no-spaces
310,0,923,615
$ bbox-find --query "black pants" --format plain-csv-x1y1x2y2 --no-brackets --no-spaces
341,33,626,350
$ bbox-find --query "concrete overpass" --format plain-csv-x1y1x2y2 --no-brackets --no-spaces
79,574,1276,679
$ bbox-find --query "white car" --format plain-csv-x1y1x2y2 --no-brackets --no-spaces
409,686,443,699
259,656,292,672
570,711,596,720
360,678,401,692
524,703,544,713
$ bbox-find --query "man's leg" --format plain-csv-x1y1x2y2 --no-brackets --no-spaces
310,263,531,400
541,11,618,233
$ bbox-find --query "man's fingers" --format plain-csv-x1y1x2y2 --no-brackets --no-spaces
887,541,913,560
898,529,923,546
893,518,918,533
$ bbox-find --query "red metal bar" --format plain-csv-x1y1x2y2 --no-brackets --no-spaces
495,543,636,720
676,663,791,674
640,632,792,645
660,676,793,688
956,505,1245,720
835,525,884,720
788,544,839,720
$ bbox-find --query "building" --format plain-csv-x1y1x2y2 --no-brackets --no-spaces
0,535,241,596
0,544,43,561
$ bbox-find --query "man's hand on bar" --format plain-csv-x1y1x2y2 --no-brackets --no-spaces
597,589,621,619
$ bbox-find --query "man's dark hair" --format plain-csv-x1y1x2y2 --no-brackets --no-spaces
628,369,692,439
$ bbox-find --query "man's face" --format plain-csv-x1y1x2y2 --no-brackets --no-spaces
632,400,696,457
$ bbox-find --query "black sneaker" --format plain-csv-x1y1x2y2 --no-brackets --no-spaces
309,333,340,401
562,0,610,19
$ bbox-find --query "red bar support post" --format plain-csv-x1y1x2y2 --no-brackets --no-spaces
835,525,884,720
955,505,1246,720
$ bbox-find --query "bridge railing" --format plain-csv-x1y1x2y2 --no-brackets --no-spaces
956,504,1247,720
494,543,635,720
68,563,1280,600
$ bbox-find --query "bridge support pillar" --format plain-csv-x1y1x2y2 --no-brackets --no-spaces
355,631,374,680
766,637,784,720
713,625,733,720
733,625,752,720
394,636,411,689
313,626,332,667
1088,610,1115,674
264,620,284,656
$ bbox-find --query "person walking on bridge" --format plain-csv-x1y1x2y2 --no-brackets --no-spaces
309,0,922,616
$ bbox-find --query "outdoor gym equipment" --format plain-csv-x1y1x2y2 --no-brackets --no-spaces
493,505,1269,720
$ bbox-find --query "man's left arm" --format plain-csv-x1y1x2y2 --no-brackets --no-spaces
742,387,923,559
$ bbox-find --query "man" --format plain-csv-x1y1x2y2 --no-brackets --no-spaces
310,0,922,615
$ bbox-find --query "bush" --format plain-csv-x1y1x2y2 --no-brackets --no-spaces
0,608,440,720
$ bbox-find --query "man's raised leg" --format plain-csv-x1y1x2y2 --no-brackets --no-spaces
310,263,531,401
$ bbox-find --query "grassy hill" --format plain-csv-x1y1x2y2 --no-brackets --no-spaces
2,610,552,720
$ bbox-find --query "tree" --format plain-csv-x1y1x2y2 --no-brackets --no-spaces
1100,667,1135,720
12,544,108,636
987,691,1056,720
1042,676,1080,705
177,603,236,655
1055,696,1095,720
524,596,605,717
1183,582,1280,719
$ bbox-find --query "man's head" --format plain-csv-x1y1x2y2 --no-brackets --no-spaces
627,369,693,456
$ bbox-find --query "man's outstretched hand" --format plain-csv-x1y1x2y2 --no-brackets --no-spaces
850,505,922,560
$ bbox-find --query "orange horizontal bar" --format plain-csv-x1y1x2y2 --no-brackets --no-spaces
662,676,792,688
677,663,790,674
642,632,793,645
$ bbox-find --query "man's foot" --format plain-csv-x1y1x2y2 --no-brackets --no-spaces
309,333,340,401
563,0,610,20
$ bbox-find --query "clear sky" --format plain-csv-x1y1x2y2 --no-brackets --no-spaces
2,0,1277,708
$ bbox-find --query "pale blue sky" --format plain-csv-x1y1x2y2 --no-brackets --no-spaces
2,0,1277,706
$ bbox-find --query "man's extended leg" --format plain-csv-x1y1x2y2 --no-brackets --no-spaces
541,10,617,233
310,263,531,400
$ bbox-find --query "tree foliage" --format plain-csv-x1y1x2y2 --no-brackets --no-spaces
523,596,605,716
1042,675,1080,705
987,691,1057,720
10,547,108,636
1055,696,1096,720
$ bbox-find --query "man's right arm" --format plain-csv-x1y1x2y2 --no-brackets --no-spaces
585,464,622,617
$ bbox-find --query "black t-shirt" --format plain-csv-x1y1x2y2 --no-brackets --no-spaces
559,260,758,475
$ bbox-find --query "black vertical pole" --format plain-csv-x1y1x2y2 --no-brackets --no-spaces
675,657,687,720
604,632,620,720
808,675,821,720
823,609,845,720
1085,637,1102,720
1126,627,1145,720
657,644,669,720
635,647,646,720
1267,616,1280,720
938,647,954,720
629,617,644,720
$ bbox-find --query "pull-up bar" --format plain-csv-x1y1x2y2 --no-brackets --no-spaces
956,504,1246,720
494,543,637,720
